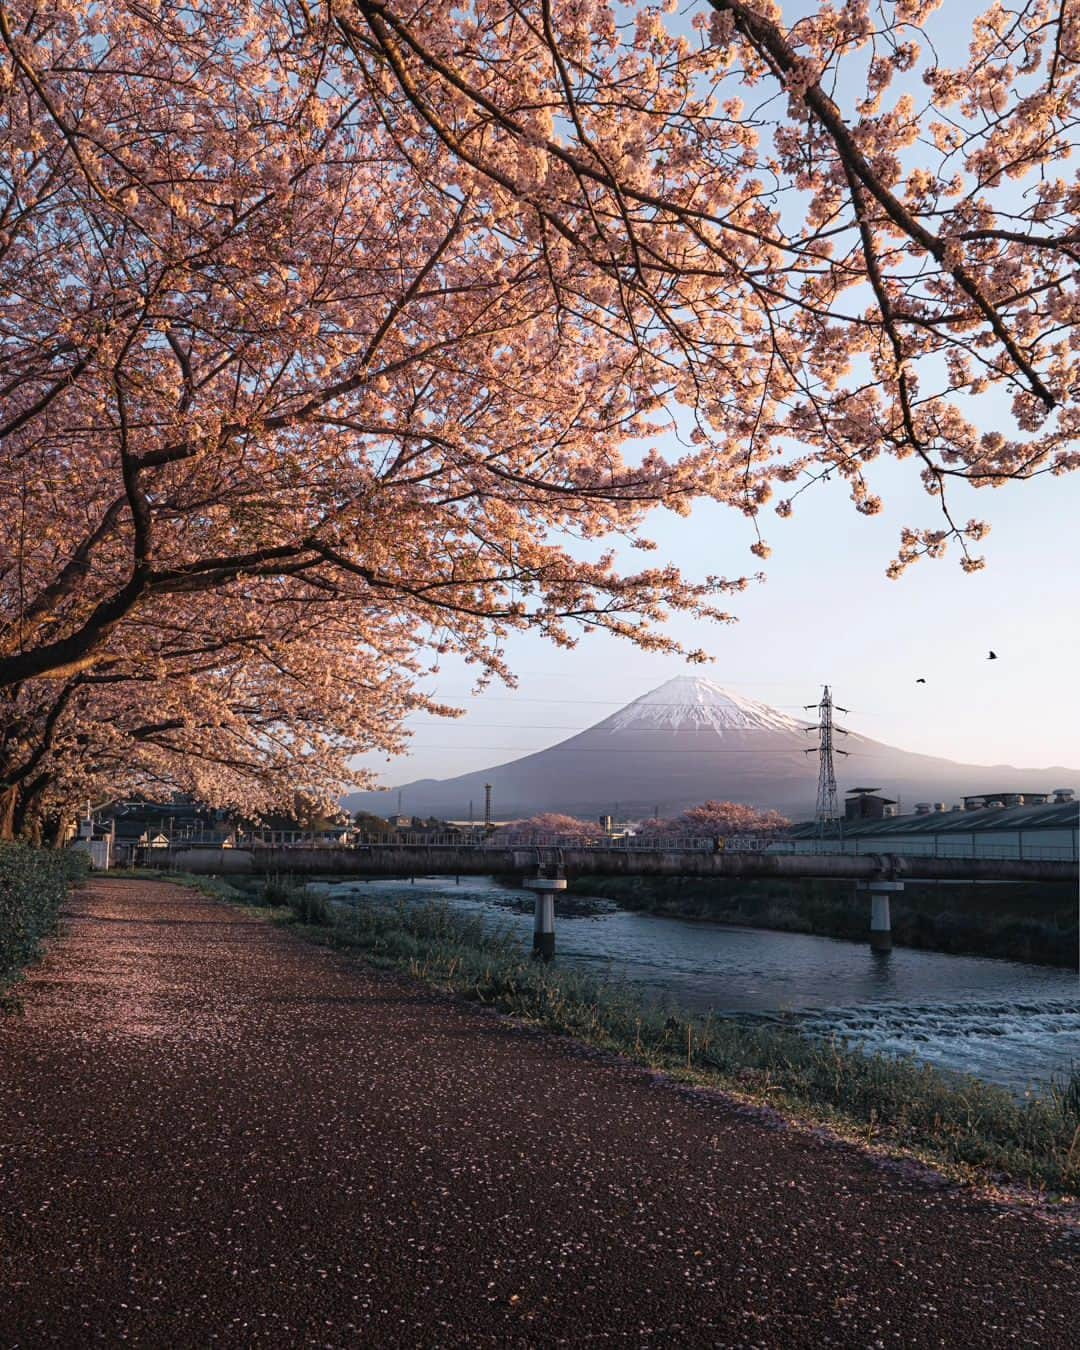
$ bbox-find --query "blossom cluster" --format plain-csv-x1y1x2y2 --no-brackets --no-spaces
0,1,1074,832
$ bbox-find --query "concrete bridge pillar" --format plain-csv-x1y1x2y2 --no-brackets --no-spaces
858,880,904,951
524,872,567,960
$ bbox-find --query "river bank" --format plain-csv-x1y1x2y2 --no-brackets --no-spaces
562,874,1079,968
222,873,1080,1197
294,874,1080,1096
4,876,1078,1346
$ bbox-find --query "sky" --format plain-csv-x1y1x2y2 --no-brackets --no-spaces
352,1,1080,796
355,453,1080,790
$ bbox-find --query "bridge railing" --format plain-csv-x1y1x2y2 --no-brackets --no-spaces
225,830,1076,863
767,838,1074,862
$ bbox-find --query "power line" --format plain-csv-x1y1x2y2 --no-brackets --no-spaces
358,744,869,755
405,696,870,712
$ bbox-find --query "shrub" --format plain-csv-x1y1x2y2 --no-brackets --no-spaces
260,877,295,907
289,889,332,927
0,844,87,984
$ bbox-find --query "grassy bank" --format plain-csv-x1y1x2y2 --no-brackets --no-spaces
566,875,1079,968
211,876,1079,1199
0,844,87,995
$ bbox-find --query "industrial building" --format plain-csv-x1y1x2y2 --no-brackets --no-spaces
785,790,1078,861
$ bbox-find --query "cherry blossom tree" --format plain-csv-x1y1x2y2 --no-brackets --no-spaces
640,801,791,835
1,1,1077,832
500,812,607,838
0,606,438,838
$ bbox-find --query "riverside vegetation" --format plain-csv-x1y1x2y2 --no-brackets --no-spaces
0,844,87,995
217,876,1080,1198
565,876,1080,968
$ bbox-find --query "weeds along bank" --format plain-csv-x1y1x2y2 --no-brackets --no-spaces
564,876,1079,969
0,845,87,990
217,876,1080,1199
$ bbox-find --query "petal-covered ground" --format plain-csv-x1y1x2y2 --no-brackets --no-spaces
1,878,1076,1347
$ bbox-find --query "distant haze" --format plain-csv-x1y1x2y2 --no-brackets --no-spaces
346,678,1080,822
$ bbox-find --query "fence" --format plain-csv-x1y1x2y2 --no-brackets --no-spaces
142,829,1078,865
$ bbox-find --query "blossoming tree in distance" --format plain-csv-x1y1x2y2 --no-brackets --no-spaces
651,801,792,836
1,1,1076,833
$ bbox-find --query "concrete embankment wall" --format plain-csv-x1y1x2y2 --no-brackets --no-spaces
147,846,1077,885
568,874,1079,968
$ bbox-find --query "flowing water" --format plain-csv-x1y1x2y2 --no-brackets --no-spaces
312,875,1080,1097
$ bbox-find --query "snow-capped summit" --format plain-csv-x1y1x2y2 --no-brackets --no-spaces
346,674,1080,820
602,676,803,736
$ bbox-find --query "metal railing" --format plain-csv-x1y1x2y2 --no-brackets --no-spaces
766,838,1074,862
161,829,1077,864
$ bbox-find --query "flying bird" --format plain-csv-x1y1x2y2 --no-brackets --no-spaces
915,678,926,684
988,650,998,660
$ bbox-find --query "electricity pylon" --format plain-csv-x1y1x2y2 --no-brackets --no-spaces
805,686,849,834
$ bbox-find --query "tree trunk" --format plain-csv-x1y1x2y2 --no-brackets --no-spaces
40,813,67,849
0,782,18,842
12,773,51,844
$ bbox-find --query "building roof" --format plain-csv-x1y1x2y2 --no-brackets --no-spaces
789,800,1079,839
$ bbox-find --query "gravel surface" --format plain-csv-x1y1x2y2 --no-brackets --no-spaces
1,878,1076,1348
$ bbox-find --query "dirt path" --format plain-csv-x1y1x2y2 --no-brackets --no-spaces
1,879,1076,1347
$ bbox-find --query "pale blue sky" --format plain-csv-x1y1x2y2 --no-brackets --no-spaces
353,2,1080,792
356,455,1080,788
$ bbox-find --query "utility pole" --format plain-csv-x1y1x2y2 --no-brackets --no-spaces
483,783,493,832
805,686,849,836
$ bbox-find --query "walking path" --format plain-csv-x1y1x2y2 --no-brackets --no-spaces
1,878,1076,1347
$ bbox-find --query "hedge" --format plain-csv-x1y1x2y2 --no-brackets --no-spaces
0,843,87,984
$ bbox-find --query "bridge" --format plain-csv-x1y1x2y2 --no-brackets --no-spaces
142,837,1077,957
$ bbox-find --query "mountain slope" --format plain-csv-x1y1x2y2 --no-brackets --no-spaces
346,677,1079,821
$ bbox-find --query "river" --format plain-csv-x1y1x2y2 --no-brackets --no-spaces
312,875,1080,1097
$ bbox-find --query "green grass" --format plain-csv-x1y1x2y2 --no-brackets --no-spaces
110,868,331,926
107,866,244,904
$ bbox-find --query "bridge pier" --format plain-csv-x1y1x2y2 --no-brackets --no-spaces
858,880,904,952
524,873,566,961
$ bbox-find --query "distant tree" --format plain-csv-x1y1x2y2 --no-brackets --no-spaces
644,801,791,836
633,817,673,836
502,813,607,839
353,811,395,836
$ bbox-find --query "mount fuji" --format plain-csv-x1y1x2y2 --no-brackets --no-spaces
345,676,1079,822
